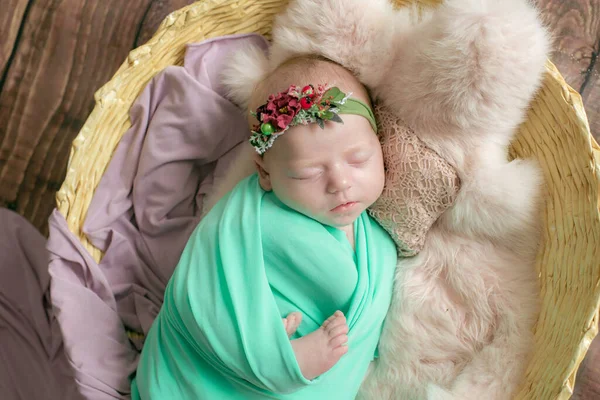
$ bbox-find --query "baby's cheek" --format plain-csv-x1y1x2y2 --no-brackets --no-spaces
377,169,386,195
295,193,324,216
364,165,385,199
280,186,322,216
376,154,387,189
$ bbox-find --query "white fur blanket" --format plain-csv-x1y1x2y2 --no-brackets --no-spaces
220,0,550,398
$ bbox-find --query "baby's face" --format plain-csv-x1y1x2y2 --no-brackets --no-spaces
258,114,385,229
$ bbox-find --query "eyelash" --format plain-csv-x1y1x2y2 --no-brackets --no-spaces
300,172,323,181
293,171,323,180
293,158,370,179
350,156,371,165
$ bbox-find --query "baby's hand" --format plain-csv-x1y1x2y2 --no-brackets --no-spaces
282,312,302,338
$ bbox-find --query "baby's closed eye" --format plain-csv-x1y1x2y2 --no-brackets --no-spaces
289,168,324,180
347,151,373,165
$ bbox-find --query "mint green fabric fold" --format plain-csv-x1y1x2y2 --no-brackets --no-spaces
131,174,397,399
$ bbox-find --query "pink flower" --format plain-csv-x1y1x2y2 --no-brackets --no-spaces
273,93,301,114
276,113,294,129
287,85,300,97
256,92,301,131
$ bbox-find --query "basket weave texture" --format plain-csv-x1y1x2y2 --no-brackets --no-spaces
55,0,600,398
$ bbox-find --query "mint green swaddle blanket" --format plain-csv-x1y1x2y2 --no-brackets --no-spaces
131,174,397,399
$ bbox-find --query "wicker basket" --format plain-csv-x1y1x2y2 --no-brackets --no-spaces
55,0,600,398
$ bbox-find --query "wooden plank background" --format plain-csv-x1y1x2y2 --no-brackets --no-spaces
0,0,198,234
0,0,599,397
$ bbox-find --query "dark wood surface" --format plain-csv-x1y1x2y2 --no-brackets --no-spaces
0,0,599,397
0,0,197,235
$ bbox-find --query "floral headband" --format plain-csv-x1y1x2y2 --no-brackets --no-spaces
250,84,377,155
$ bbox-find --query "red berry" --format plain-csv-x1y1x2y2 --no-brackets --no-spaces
300,97,313,109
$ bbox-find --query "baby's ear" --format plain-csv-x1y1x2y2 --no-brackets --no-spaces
221,43,269,110
254,154,273,191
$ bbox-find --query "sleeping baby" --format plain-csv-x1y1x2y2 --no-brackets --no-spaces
131,54,459,399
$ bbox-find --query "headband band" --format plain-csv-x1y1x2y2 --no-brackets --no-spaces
249,84,377,155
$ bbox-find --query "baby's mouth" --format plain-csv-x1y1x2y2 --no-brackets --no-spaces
330,202,358,213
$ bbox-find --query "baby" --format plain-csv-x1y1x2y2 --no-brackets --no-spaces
130,56,398,399
248,56,387,379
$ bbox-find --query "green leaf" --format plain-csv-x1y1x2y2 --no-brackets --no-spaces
323,87,345,103
322,111,334,120
330,113,344,124
317,118,325,129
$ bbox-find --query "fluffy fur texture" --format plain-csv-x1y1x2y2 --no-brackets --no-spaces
220,43,270,110
219,0,550,398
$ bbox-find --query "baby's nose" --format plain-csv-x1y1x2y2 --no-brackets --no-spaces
327,171,352,194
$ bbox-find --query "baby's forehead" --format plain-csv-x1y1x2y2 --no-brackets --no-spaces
269,119,376,164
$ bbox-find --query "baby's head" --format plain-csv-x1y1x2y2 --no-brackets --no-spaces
247,56,385,229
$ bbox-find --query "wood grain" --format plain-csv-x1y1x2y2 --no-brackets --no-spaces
537,0,600,141
134,0,197,47
0,0,164,234
0,0,30,82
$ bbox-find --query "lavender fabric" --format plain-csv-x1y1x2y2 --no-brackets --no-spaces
45,33,268,399
0,209,81,400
